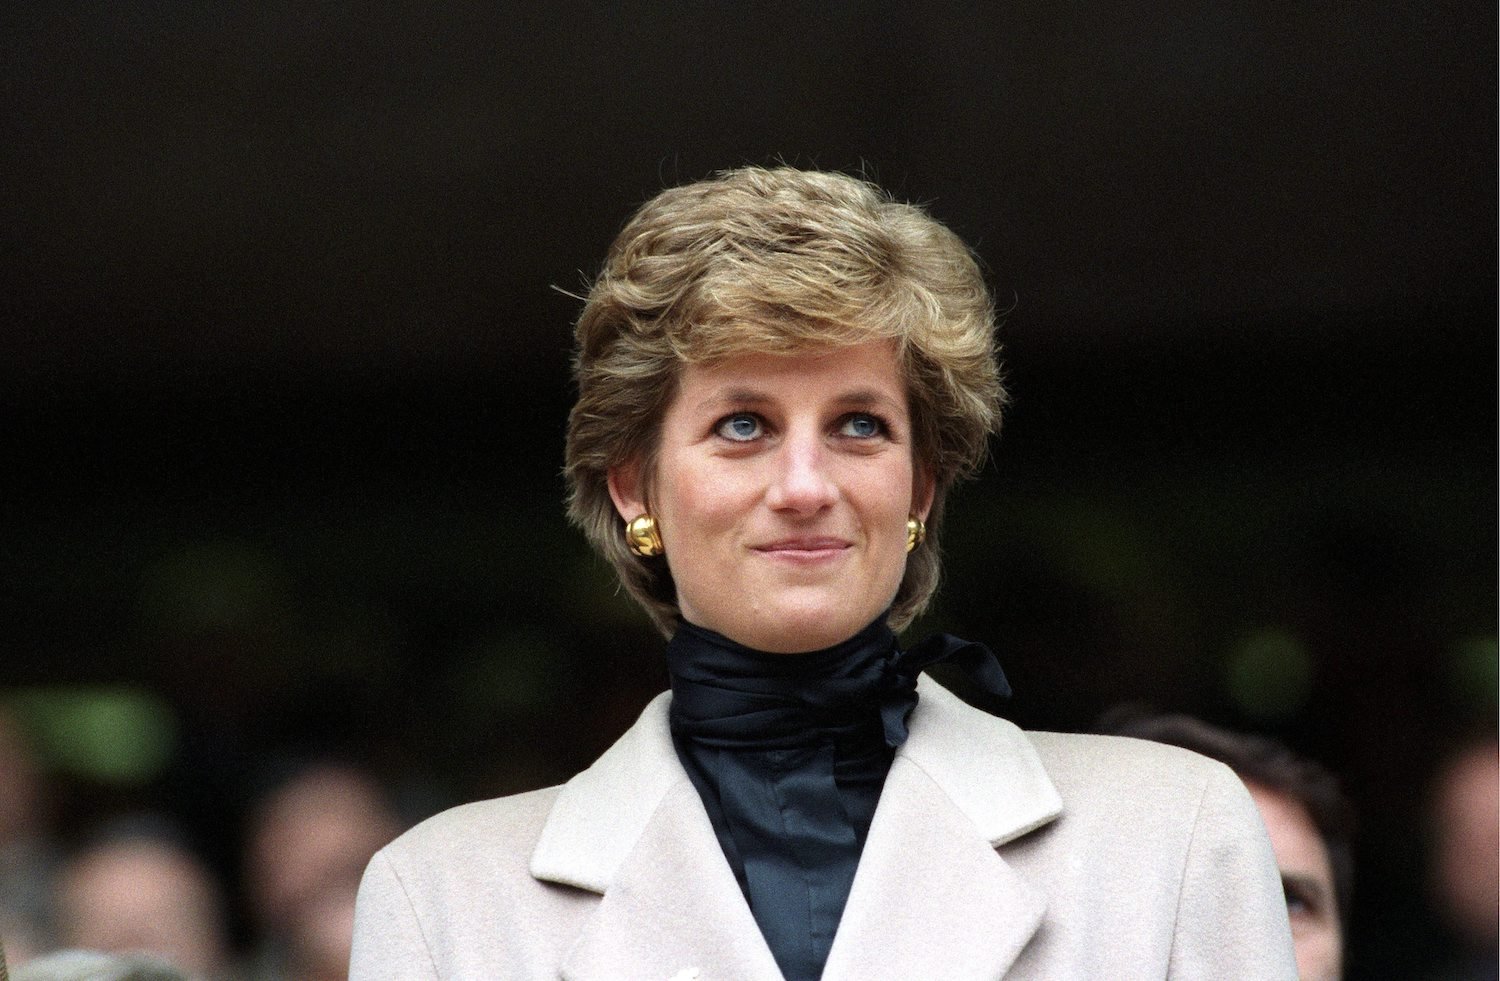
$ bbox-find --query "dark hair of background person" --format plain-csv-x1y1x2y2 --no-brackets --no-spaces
1097,706,1356,930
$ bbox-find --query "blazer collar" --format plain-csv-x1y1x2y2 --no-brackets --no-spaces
529,691,680,893
532,677,1063,980
897,675,1063,846
534,692,785,979
821,678,1059,979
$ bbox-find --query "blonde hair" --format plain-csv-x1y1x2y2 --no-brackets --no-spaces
565,166,1006,637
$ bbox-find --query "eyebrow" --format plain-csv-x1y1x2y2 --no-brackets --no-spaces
694,387,905,412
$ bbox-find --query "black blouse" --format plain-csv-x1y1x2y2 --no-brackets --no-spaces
666,617,1009,981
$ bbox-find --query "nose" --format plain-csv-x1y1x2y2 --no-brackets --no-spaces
765,431,838,515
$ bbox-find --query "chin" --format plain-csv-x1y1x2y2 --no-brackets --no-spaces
750,599,880,654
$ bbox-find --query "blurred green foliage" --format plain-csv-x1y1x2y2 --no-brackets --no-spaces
9,687,177,785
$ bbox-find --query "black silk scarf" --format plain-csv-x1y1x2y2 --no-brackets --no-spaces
665,617,1010,981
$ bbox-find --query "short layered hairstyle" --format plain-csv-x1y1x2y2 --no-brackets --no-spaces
565,166,1006,637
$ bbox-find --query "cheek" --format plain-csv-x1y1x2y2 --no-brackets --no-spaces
869,482,916,567
871,466,918,527
1292,920,1343,978
657,471,740,546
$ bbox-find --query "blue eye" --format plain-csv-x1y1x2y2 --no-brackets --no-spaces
716,413,762,442
840,413,884,438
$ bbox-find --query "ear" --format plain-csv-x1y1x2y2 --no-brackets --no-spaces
912,468,936,522
607,459,649,522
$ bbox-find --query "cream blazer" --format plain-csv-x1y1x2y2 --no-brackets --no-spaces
351,678,1296,979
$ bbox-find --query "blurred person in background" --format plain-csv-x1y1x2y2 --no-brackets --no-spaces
350,166,1294,979
242,762,400,981
51,817,228,980
0,708,59,967
1426,736,1499,981
1099,709,1354,981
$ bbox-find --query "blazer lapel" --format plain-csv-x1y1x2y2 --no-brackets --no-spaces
533,679,1064,981
561,779,784,981
530,693,782,981
821,678,1063,980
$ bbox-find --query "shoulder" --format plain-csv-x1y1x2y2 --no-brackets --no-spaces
906,680,1255,833
353,785,597,979
1007,728,1279,922
362,785,568,925
902,690,1292,974
390,786,561,858
1022,729,1261,838
1026,729,1241,796
1002,731,1294,976
367,690,679,898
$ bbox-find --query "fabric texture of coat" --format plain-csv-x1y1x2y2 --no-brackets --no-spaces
350,677,1296,979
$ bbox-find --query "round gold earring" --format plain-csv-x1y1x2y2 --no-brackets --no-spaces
906,517,926,553
625,513,664,557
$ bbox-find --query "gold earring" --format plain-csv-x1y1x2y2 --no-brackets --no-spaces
906,517,926,553
625,514,664,557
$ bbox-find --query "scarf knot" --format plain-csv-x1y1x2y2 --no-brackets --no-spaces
878,631,1014,746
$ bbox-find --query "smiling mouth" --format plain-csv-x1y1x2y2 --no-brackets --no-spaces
753,538,852,558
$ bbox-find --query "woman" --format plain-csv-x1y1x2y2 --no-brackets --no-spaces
350,167,1295,979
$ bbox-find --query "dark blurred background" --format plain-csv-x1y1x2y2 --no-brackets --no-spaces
2,3,1495,978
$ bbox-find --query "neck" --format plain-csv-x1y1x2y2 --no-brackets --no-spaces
665,615,902,751
675,613,893,658
670,616,895,675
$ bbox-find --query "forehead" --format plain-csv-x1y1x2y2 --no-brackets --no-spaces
1247,782,1335,882
674,340,906,399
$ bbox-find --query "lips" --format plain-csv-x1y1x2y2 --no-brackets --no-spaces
752,536,852,555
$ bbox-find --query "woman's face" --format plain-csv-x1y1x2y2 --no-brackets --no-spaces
609,340,932,653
